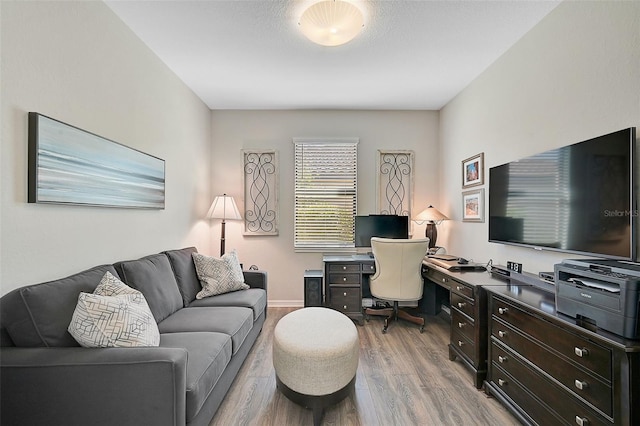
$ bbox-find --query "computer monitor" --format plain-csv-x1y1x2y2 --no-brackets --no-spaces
354,215,409,247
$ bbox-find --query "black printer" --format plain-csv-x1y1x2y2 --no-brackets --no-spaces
555,259,640,340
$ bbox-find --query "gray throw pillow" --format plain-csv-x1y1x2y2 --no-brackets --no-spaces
192,250,249,299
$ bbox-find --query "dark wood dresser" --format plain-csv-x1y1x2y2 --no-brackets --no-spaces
323,255,375,324
485,285,640,426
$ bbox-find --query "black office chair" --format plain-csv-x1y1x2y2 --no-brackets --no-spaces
364,237,430,333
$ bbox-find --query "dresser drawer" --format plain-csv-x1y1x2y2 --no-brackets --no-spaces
329,287,360,313
329,263,360,273
451,308,475,343
492,298,612,382
491,318,612,416
451,281,474,300
491,342,610,426
451,329,475,363
451,292,475,319
328,273,361,285
361,262,375,274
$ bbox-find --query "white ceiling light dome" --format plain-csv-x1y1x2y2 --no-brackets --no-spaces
298,0,365,47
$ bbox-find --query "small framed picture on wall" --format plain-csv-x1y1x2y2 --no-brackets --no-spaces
462,189,484,222
462,152,484,188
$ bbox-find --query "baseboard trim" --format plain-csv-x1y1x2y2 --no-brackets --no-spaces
268,300,305,307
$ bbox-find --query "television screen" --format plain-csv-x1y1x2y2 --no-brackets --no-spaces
488,128,636,261
355,215,409,247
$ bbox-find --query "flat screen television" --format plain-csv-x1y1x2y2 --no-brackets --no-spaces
488,128,637,261
355,215,409,247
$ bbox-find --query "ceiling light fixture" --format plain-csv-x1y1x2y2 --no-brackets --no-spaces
298,0,364,47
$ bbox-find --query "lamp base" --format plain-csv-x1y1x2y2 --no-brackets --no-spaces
425,222,437,249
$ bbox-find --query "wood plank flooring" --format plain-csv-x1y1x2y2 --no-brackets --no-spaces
209,308,520,426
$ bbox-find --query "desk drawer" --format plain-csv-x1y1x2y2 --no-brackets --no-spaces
451,308,475,343
362,262,375,274
329,263,360,273
328,273,360,285
451,292,475,319
492,298,612,382
425,268,452,289
451,282,474,299
329,287,360,313
451,329,475,363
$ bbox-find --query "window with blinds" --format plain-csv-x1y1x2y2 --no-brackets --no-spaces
294,138,358,249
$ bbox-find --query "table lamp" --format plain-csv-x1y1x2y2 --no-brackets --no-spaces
414,205,449,248
207,194,242,256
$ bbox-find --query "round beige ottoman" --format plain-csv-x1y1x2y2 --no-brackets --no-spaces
273,307,359,426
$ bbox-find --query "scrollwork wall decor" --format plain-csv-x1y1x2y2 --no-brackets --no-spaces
243,150,278,235
377,150,414,217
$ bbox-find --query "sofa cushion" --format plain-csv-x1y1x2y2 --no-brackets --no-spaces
160,332,232,423
158,307,253,355
192,251,249,299
68,272,160,348
2,265,119,347
163,247,201,307
188,288,267,321
114,254,183,323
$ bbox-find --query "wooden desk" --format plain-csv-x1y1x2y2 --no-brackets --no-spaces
323,254,375,324
422,260,510,388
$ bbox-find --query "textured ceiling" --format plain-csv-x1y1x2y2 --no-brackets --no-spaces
105,0,560,110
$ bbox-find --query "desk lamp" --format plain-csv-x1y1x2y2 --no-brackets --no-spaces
207,194,242,256
414,205,449,249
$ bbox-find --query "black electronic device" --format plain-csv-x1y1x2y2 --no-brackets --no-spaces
490,265,511,279
488,127,637,261
457,257,469,265
354,215,409,248
555,259,640,339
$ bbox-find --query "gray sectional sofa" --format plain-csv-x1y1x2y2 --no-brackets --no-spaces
0,247,267,426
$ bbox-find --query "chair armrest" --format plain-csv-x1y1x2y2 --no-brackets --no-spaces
243,270,267,291
1,346,187,426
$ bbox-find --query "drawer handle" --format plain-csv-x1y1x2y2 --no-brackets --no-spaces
575,416,589,426
498,307,508,315
498,330,508,338
457,302,466,309
343,277,347,282
343,292,347,296
456,285,464,291
574,347,589,357
574,379,588,390
498,378,507,387
457,340,464,347
457,322,466,328
498,355,507,363
343,305,347,309
342,266,347,270
442,278,447,283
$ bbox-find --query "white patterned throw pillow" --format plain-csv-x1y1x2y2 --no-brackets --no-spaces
68,271,160,348
192,250,249,299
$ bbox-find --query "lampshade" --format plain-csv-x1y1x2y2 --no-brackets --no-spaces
206,194,242,221
414,205,449,224
298,0,364,47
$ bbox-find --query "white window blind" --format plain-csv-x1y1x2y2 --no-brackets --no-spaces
294,138,358,249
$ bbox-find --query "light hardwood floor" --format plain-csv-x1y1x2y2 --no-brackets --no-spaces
210,307,520,426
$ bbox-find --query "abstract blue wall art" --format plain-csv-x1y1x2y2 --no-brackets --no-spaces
28,113,165,209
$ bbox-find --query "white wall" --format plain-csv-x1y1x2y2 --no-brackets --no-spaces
1,1,212,295
439,1,640,274
210,110,439,305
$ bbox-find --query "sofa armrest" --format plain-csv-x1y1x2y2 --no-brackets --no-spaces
243,270,267,291
1,346,187,426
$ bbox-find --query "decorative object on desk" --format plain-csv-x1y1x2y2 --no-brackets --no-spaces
207,194,242,256
298,0,365,47
28,112,165,209
462,152,484,188
413,205,449,248
507,261,523,274
364,237,430,333
243,150,278,236
462,188,485,222
377,150,414,217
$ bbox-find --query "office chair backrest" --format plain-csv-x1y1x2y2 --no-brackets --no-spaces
369,237,430,302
